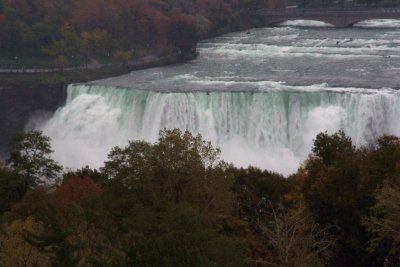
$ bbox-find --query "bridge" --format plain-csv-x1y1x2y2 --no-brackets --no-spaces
257,7,400,27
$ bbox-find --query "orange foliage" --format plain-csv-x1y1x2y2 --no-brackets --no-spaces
55,176,102,205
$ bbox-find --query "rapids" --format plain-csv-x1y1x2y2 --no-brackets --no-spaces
38,20,400,175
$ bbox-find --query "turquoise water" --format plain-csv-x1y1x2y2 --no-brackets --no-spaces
40,20,400,175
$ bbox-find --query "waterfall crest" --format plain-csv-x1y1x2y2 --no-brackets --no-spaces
40,84,400,175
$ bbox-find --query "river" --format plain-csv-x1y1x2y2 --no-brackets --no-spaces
39,20,400,176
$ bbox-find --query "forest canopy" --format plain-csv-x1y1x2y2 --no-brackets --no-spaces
0,0,275,66
0,129,400,266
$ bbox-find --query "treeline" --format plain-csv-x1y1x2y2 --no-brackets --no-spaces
0,129,399,266
0,0,277,67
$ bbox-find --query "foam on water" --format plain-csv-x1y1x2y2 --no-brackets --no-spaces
355,19,400,28
170,75,395,94
37,23,400,175
39,84,400,176
279,20,334,27
279,19,400,28
200,42,400,60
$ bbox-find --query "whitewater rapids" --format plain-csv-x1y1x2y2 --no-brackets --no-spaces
37,20,400,176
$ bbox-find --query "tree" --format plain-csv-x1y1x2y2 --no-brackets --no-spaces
256,201,335,267
153,128,221,204
41,23,80,68
21,204,81,267
302,132,400,266
113,49,133,66
9,180,112,267
364,177,400,266
233,166,291,220
167,15,197,56
80,31,91,68
120,203,245,267
54,175,102,206
0,217,50,267
103,129,223,206
312,131,354,165
90,28,112,55
0,168,31,215
63,166,108,186
6,130,62,186
99,129,244,266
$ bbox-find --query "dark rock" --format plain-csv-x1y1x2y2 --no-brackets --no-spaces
0,84,67,158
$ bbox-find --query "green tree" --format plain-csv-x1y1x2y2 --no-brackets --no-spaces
232,166,291,219
99,129,244,265
42,23,80,68
6,130,62,186
0,168,31,215
312,131,354,165
302,132,400,266
103,128,223,206
364,177,400,266
120,203,244,267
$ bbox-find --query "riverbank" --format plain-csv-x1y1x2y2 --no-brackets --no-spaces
0,12,265,156
0,51,198,157
0,52,196,87
0,8,265,85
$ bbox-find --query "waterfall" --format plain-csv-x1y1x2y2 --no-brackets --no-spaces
40,84,400,176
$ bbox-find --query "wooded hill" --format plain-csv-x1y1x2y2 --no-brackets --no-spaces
0,0,281,67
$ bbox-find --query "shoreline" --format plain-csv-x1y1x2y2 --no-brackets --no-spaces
0,51,197,88
0,51,197,157
0,12,266,87
0,24,263,155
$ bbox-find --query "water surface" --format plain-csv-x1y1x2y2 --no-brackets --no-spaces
40,20,400,175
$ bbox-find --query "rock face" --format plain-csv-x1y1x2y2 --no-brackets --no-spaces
0,84,67,158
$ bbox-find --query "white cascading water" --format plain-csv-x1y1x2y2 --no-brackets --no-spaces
40,84,400,176
37,20,400,175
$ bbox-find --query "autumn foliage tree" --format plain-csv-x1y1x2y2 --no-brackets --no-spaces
0,217,50,267
0,0,265,64
54,175,102,205
2,130,400,266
